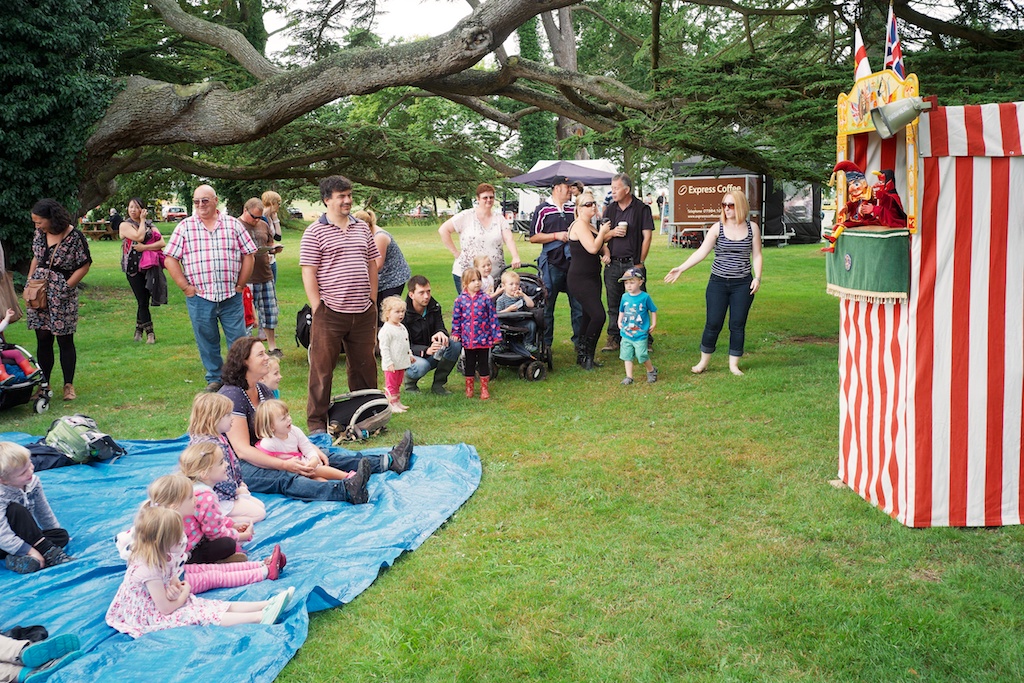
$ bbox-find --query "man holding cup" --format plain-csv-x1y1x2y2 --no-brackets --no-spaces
600,173,654,353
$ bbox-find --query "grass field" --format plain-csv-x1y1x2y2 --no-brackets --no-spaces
3,222,1024,681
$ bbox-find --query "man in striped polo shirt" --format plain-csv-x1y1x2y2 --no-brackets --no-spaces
164,184,257,391
529,176,582,349
299,175,381,433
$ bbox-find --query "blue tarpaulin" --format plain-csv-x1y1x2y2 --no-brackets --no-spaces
0,432,480,682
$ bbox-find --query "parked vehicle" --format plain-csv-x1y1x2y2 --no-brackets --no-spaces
162,205,187,220
287,206,304,219
407,206,432,218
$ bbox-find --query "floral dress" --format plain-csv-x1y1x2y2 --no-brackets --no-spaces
449,209,510,277
105,559,230,638
25,229,91,335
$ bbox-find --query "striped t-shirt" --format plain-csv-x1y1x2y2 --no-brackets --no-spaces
299,216,381,313
710,221,753,279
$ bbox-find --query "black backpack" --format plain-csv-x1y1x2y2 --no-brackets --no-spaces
295,305,312,349
326,389,392,442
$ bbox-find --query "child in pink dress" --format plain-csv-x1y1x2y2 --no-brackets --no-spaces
254,399,356,482
105,506,293,638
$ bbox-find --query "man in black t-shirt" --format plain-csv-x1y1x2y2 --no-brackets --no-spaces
601,173,654,352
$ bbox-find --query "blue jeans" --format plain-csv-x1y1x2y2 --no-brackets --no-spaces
701,275,755,357
538,251,582,347
239,452,387,502
452,273,462,297
185,293,248,383
406,339,463,381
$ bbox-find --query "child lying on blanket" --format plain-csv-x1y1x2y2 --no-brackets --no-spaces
254,400,359,483
0,443,73,574
106,506,294,638
115,474,284,593
187,393,266,525
179,443,259,563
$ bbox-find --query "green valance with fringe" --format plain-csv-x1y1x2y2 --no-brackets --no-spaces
824,227,910,303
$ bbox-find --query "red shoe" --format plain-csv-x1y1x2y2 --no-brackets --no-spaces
465,377,474,398
267,544,284,580
480,377,490,400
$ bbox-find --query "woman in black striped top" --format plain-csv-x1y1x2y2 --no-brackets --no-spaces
664,191,763,375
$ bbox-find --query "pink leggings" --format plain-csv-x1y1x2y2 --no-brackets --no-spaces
384,369,405,400
185,561,267,593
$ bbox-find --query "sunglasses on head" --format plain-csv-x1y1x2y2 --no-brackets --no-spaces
721,202,735,208
580,201,597,207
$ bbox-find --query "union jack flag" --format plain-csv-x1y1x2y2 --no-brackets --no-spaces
884,3,906,78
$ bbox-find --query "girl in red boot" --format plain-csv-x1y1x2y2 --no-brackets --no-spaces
450,268,501,399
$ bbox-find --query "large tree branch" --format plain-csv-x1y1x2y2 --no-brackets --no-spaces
422,91,524,128
87,0,577,159
148,0,283,81
679,0,840,16
890,0,1006,49
464,0,509,64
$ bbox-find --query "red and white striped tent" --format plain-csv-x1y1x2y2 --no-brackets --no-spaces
837,101,1024,527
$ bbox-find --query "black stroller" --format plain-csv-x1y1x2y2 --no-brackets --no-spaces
0,341,51,413
489,263,552,382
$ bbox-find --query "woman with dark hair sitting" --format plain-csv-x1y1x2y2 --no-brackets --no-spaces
26,199,92,401
217,337,414,504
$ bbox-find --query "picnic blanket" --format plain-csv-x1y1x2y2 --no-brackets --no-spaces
0,432,481,682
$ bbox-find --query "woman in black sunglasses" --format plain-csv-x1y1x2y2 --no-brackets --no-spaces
664,191,763,376
567,191,611,369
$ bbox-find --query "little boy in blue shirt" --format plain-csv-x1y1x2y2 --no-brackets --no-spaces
617,267,658,385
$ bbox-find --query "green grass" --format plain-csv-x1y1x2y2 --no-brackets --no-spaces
5,225,1024,681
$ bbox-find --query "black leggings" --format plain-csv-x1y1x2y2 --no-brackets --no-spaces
463,348,491,378
186,536,237,563
0,503,69,558
568,273,606,341
126,271,152,326
35,330,76,386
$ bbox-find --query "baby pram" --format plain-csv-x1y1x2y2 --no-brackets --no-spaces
0,342,51,413
489,263,552,382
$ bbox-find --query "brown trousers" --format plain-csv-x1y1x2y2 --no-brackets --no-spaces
306,303,378,432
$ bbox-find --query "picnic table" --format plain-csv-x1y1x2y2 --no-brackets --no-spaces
81,220,115,241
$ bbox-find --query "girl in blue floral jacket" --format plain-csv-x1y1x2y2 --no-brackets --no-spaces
450,267,502,399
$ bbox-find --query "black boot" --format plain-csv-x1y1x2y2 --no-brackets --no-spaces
575,339,586,367
581,335,597,370
431,357,457,395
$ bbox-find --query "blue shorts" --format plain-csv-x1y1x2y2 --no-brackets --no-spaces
619,337,649,363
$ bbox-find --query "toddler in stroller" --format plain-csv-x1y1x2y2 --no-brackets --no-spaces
491,266,551,381
0,308,49,413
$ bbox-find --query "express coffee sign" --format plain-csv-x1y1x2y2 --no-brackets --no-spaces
671,176,759,225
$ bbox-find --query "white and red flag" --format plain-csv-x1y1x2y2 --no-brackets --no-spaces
855,26,872,80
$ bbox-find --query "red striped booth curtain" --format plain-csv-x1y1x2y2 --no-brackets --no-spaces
838,102,1024,527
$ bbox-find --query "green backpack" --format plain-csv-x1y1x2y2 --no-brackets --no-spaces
44,414,126,464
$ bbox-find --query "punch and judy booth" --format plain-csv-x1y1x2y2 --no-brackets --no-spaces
826,69,1024,527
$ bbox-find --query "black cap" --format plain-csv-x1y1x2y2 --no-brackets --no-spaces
552,176,571,188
